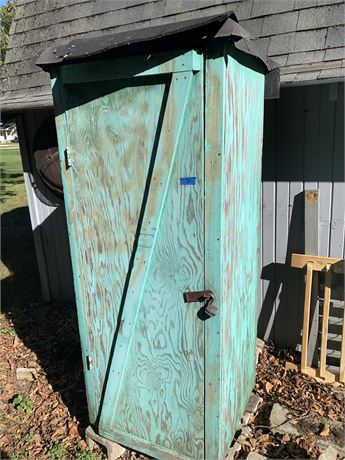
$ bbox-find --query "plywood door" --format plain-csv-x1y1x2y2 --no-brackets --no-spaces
56,52,205,460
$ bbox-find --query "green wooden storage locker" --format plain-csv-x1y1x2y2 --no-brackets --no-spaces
38,13,277,460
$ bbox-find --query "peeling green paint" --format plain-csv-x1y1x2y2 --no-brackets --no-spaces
51,44,265,460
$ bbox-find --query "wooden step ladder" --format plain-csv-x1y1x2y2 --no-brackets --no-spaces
290,254,344,384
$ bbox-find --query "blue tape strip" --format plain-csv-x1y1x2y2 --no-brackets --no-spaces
180,177,196,185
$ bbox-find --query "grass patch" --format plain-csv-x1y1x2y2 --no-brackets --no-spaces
9,451,28,460
75,450,103,460
46,442,68,459
0,325,16,336
0,143,40,313
45,443,103,460
0,143,27,214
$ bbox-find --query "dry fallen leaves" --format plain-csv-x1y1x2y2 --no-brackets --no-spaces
1,307,343,460
319,424,330,437
265,382,273,394
0,307,105,459
236,342,344,459
0,303,152,460
281,433,290,442
68,419,79,437
255,343,344,422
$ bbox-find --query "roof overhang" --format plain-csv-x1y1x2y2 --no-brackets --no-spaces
37,12,280,99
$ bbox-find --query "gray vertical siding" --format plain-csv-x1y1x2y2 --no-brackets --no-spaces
16,110,74,302
260,82,345,348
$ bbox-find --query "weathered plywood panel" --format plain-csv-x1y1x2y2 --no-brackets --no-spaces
52,44,267,458
221,44,265,455
204,44,224,460
110,70,205,459
55,51,207,460
63,80,167,422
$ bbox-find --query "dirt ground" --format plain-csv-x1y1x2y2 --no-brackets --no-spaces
235,344,344,459
0,307,344,459
0,302,103,460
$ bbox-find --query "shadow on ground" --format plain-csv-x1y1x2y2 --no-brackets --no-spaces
0,166,24,202
1,205,89,432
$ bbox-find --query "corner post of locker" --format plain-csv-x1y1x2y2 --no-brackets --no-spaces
204,41,226,460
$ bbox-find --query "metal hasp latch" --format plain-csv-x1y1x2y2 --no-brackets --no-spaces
183,290,218,318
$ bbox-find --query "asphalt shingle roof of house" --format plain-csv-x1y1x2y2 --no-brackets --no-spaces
1,0,344,111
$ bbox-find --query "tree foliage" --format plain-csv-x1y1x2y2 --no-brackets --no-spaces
0,0,15,67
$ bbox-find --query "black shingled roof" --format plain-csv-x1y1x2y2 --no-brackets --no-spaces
1,0,344,112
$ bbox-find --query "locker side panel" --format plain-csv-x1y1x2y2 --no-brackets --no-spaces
221,45,265,453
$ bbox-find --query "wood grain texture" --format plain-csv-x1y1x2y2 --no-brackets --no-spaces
63,77,167,422
204,42,224,460
291,253,342,270
103,69,205,459
61,51,202,84
52,69,99,421
55,54,205,459
98,72,195,433
301,262,313,372
319,264,332,378
220,43,265,455
304,189,320,367
339,305,345,383
52,46,266,459
204,42,265,459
